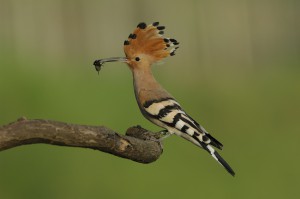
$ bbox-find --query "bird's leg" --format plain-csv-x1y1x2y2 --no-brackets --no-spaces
145,130,171,142
158,129,172,141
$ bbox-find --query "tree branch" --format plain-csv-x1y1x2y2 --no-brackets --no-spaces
0,117,163,163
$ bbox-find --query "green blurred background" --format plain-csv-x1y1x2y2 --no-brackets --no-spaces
0,0,299,198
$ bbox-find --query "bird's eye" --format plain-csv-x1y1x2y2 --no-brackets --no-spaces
135,57,140,61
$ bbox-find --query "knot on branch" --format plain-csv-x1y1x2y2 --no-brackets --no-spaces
126,125,161,140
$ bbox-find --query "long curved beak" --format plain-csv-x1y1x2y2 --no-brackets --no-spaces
93,57,127,74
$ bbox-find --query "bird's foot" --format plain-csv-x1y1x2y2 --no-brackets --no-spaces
158,130,172,141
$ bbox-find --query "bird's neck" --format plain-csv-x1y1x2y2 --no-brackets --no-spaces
131,67,166,106
132,67,160,91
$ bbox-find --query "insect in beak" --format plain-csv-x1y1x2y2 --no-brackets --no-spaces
93,57,127,74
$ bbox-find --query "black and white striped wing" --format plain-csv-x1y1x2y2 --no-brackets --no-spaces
142,97,235,176
143,98,222,149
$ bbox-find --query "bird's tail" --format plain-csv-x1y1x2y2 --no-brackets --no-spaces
183,134,235,176
206,144,235,176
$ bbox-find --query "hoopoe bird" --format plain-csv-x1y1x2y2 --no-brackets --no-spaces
93,22,235,176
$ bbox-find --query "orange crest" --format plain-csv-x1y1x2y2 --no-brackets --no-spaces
124,22,179,64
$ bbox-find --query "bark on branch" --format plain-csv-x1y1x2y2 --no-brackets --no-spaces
0,117,163,163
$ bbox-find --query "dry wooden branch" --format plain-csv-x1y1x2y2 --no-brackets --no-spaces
0,117,163,163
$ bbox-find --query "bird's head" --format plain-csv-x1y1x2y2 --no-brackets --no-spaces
93,22,179,73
